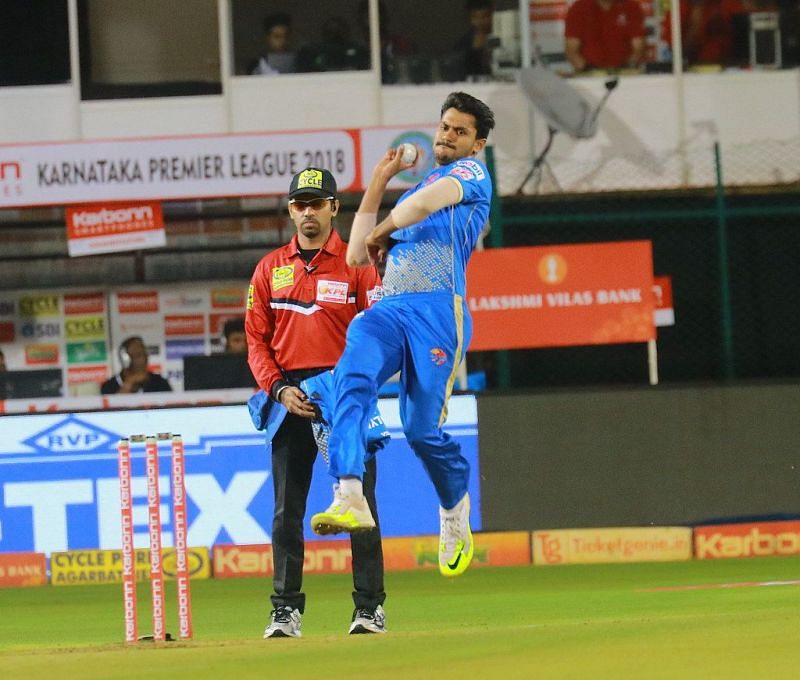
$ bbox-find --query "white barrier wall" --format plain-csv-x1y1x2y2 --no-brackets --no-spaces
2,71,798,195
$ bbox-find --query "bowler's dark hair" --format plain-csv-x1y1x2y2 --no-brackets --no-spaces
440,92,495,140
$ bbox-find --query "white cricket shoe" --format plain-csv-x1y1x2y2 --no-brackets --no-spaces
438,492,474,577
263,606,302,638
311,484,376,535
348,605,387,634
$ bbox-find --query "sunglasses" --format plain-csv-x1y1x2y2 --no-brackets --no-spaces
288,198,334,211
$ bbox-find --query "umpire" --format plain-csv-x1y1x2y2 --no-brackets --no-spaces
245,167,386,637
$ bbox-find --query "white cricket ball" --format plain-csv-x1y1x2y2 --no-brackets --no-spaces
400,143,418,164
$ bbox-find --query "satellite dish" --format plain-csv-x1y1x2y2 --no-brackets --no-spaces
518,65,601,139
516,65,619,192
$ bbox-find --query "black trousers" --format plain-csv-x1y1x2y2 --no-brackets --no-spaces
270,410,385,613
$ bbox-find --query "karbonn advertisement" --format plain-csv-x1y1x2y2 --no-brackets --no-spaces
0,396,480,555
466,241,655,351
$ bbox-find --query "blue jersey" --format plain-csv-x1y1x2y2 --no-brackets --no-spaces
381,157,492,298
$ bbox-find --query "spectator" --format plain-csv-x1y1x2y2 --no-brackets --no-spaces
222,317,247,354
297,16,370,72
101,336,171,394
250,13,296,75
454,0,495,79
663,0,780,67
0,348,6,372
357,0,416,83
565,0,646,72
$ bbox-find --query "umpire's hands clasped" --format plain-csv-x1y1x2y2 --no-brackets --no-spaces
279,386,318,419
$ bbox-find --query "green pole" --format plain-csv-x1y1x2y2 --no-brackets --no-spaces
714,142,735,380
483,145,511,389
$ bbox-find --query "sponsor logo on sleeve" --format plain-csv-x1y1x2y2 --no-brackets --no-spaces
316,280,349,304
271,265,295,291
247,284,255,310
366,285,383,306
456,159,485,180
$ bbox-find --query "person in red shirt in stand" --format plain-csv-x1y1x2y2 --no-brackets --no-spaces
565,0,646,71
661,0,761,67
245,167,386,639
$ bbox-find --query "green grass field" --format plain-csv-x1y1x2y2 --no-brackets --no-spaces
1,557,798,679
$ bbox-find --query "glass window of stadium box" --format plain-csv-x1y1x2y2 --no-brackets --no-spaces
0,1,71,87
231,0,372,77
77,0,221,100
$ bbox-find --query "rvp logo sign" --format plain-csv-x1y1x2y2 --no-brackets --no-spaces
22,415,119,455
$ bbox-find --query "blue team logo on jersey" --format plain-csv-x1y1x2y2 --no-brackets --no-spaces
391,131,434,183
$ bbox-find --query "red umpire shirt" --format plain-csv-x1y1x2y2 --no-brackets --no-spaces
246,229,382,396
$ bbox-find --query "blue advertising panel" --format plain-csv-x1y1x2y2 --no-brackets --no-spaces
0,396,479,554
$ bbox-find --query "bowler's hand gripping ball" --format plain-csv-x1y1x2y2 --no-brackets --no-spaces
400,143,418,165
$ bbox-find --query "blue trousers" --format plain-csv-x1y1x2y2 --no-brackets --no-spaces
329,292,470,510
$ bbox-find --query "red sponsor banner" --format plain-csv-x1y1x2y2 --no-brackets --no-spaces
653,275,675,327
213,532,531,578
466,241,655,351
694,521,800,560
64,293,105,316
67,365,109,385
529,0,568,21
66,202,165,257
0,321,14,342
117,291,159,314
25,343,59,365
0,552,47,587
213,541,353,578
164,315,205,337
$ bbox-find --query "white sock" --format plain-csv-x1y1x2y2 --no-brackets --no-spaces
339,477,364,498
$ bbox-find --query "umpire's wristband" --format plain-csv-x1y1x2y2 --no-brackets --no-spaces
270,379,292,403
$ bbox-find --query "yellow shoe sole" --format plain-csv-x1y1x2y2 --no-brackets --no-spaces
439,528,474,577
311,511,375,536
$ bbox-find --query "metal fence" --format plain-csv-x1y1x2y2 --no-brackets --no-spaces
480,145,800,389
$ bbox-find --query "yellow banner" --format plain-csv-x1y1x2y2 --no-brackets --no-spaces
64,314,106,341
50,547,210,586
532,527,692,565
